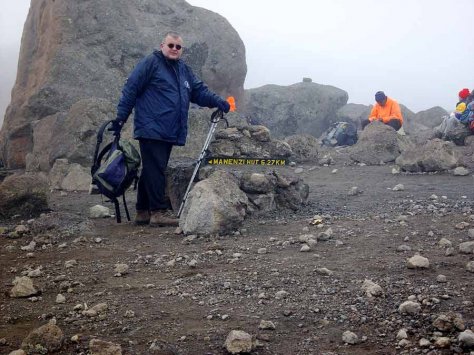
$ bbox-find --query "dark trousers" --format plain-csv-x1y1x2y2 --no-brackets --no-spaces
136,139,173,211
361,118,402,131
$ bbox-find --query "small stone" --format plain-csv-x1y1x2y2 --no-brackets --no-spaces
348,187,359,196
434,337,451,348
399,301,421,315
396,329,408,339
467,261,474,273
9,276,38,298
459,241,474,254
407,254,429,269
362,279,383,297
188,259,198,268
224,330,253,354
300,244,311,252
89,205,111,219
436,275,447,283
453,166,470,176
257,248,267,254
259,320,276,330
419,338,431,347
342,330,358,344
89,339,122,355
458,329,474,348
316,268,333,276
64,260,77,269
124,310,135,318
392,184,404,191
438,238,452,248
56,294,66,304
114,263,129,275
396,244,412,252
275,290,288,299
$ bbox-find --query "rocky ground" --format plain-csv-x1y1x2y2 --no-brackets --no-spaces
1,161,474,355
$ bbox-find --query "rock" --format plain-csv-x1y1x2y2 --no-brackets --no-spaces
257,248,267,255
90,205,111,219
436,275,447,283
300,244,311,252
392,184,404,191
466,261,474,273
315,268,333,276
21,319,63,353
56,294,66,304
0,173,49,218
240,173,274,194
83,303,108,317
336,103,371,128
361,279,383,297
433,312,465,332
399,301,421,315
1,0,246,169
438,238,452,248
434,337,451,348
65,259,77,269
9,351,27,355
258,320,276,330
396,139,460,172
114,263,129,275
224,330,253,354
458,329,474,349
242,82,348,138
459,241,474,254
419,338,431,347
285,134,319,162
275,290,289,299
407,254,429,269
342,331,358,344
89,339,122,355
9,276,38,298
179,171,249,235
396,329,408,340
350,121,402,165
453,166,470,176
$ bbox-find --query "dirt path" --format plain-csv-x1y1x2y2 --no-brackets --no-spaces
1,162,473,354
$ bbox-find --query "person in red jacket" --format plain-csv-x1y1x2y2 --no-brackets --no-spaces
362,91,404,131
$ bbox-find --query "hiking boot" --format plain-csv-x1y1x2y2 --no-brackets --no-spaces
149,210,179,227
135,210,150,225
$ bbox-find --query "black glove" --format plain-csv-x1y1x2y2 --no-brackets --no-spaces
217,99,230,113
108,119,124,136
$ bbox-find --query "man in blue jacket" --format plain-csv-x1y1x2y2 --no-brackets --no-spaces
111,31,230,227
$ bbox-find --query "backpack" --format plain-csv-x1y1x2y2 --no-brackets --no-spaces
91,120,141,223
322,121,358,147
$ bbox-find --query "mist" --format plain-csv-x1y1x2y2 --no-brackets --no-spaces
1,0,474,127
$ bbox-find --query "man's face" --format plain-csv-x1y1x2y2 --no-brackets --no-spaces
376,98,387,106
161,35,183,60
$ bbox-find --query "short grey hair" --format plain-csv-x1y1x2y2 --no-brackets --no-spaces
163,31,181,42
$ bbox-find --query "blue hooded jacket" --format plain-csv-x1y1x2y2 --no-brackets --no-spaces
116,50,224,145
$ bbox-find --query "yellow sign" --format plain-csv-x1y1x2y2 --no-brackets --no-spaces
206,157,287,166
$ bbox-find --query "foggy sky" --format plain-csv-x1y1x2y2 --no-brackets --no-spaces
1,0,473,127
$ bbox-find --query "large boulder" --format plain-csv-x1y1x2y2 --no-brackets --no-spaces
179,170,249,235
349,121,403,165
25,98,117,172
396,139,461,172
335,103,372,128
0,172,50,219
413,106,448,128
0,0,246,169
242,81,348,138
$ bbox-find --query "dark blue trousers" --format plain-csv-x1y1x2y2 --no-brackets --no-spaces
136,139,173,211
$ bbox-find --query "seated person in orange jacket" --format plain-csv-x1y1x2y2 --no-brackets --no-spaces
361,91,404,131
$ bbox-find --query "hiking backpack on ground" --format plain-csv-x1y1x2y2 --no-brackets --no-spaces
91,120,141,223
321,121,358,147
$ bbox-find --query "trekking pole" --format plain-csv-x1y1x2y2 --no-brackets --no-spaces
177,109,228,218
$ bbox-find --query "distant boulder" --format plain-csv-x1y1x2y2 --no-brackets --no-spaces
413,107,448,128
335,103,372,128
242,82,348,138
0,0,246,169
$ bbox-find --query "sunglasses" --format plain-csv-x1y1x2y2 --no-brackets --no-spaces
166,43,182,50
